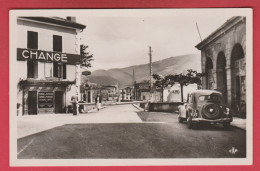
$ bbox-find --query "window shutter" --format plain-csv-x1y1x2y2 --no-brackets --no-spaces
27,31,38,49
34,61,38,78
59,36,62,52
27,32,32,49
33,32,38,49
62,63,66,79
53,35,62,52
53,62,58,77
27,61,34,78
53,35,57,52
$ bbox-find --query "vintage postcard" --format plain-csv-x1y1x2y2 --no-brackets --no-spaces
9,8,253,166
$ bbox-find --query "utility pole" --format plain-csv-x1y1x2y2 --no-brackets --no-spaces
133,69,135,85
148,46,153,100
133,69,135,100
196,22,202,41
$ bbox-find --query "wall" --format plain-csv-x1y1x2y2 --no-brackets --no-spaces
16,19,79,81
200,18,246,111
17,19,78,53
139,102,184,113
15,18,82,115
164,84,198,102
140,91,161,102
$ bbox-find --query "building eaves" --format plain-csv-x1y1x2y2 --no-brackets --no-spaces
195,16,245,50
19,17,86,30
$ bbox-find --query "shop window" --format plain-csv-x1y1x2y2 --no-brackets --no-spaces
27,61,38,78
27,31,38,49
53,63,66,79
53,35,62,52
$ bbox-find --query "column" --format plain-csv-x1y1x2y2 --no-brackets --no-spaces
225,65,232,107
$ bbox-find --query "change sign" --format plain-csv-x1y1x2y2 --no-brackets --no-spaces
17,48,81,64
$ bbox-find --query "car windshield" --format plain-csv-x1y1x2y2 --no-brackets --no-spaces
198,94,223,104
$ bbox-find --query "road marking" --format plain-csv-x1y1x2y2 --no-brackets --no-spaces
18,139,34,155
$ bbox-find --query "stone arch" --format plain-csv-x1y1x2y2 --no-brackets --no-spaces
205,57,213,89
230,43,246,116
241,35,246,56
216,51,227,103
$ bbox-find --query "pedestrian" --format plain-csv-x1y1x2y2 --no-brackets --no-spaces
95,94,102,111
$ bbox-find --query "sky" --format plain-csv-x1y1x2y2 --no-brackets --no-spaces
75,10,238,71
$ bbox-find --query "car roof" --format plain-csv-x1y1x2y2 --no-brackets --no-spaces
190,89,222,96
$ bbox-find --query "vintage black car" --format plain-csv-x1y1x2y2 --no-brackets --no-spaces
178,90,232,129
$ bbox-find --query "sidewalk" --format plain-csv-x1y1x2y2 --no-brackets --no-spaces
231,117,246,130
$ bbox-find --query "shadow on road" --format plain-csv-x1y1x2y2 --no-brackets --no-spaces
17,122,246,159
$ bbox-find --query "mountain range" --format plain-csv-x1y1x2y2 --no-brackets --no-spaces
87,54,201,88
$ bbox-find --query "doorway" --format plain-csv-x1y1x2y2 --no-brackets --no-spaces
55,91,64,113
205,57,213,89
28,91,37,115
231,43,245,115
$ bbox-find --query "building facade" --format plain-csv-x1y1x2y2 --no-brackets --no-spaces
16,17,86,115
134,81,161,102
119,87,133,101
100,85,119,102
196,16,246,117
164,84,198,102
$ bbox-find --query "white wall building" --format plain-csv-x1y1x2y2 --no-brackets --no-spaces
164,84,198,102
15,17,86,115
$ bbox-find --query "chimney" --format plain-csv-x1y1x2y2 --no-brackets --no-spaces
66,16,76,22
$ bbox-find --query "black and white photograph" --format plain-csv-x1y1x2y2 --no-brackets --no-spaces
9,9,253,166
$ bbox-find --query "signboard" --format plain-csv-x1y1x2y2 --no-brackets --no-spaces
38,92,54,108
17,48,81,64
235,58,246,76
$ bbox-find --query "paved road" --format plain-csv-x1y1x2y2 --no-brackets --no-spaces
17,104,141,138
17,104,246,159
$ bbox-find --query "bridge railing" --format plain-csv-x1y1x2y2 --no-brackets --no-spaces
70,101,145,115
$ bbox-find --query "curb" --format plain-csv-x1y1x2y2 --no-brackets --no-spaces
132,104,144,111
230,123,246,130
230,117,246,130
85,106,106,113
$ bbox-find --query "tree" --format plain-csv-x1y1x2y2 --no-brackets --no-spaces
168,69,204,102
80,44,94,68
152,74,175,102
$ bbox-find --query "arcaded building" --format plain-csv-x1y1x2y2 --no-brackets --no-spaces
15,17,86,115
196,16,246,117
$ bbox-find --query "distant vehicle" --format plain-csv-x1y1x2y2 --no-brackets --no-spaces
178,90,232,129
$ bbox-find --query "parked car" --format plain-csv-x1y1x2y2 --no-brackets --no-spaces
178,90,232,129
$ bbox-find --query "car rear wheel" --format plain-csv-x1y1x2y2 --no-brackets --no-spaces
202,103,221,120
